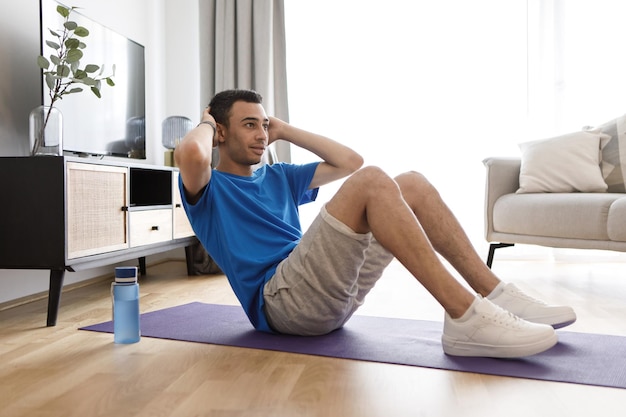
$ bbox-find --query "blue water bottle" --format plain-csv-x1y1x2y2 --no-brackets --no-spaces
112,266,141,344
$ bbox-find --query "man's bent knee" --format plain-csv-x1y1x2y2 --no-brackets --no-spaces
395,170,437,194
394,170,428,186
352,166,398,188
326,166,399,233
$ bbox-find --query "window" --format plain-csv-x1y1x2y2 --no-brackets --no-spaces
285,1,626,257
285,0,527,248
527,0,626,135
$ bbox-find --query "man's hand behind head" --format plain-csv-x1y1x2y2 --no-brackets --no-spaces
268,116,288,145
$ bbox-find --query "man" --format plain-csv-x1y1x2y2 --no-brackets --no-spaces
175,89,576,358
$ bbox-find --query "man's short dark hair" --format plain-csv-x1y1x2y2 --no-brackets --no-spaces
209,89,263,127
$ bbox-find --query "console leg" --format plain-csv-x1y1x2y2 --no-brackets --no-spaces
185,245,195,276
47,269,65,327
138,256,146,276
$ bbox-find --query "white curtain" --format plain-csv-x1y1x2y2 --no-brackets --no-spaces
198,0,290,161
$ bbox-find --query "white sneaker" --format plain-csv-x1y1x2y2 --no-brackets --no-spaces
488,282,576,329
442,297,557,358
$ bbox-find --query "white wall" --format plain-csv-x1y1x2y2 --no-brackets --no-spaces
0,0,202,305
0,0,41,156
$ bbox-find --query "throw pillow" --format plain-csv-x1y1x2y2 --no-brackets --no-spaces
586,113,626,192
517,130,608,194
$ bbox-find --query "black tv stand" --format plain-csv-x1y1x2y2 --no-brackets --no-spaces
0,156,197,326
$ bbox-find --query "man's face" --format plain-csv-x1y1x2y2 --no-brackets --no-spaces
219,101,269,167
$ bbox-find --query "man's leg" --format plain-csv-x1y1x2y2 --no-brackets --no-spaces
393,171,576,329
393,171,500,296
325,166,559,358
325,166,476,318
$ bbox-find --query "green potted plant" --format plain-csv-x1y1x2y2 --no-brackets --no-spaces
31,4,115,156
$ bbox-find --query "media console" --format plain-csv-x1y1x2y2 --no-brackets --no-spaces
0,156,198,326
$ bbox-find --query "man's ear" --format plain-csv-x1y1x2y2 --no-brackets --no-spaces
216,124,227,143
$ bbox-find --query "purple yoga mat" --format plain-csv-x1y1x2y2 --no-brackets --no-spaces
80,302,626,389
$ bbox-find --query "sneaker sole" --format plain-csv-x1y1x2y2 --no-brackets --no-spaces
552,318,576,329
441,332,558,358
523,314,577,329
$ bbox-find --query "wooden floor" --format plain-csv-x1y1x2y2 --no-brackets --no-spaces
1,255,626,417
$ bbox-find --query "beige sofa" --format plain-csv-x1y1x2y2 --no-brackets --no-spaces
483,157,626,267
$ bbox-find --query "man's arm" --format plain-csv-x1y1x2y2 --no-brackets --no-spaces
174,108,217,204
269,117,364,189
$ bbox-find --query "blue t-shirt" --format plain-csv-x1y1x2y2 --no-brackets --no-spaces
179,162,320,332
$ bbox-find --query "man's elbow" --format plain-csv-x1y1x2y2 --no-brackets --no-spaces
175,140,211,169
347,152,365,174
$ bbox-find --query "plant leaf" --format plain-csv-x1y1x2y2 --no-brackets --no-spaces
82,77,97,86
45,73,55,90
64,21,78,31
46,40,60,50
50,55,61,65
74,26,89,37
68,87,83,94
66,49,83,63
65,38,80,49
48,29,60,38
56,5,70,18
37,55,50,70
74,69,87,79
84,64,99,73
56,65,70,77
106,77,115,86
91,87,101,98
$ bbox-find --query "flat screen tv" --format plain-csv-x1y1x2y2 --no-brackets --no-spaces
40,0,146,159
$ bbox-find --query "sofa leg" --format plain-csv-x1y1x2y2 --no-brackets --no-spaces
486,243,515,268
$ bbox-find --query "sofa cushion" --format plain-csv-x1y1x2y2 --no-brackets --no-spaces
493,193,624,240
587,113,626,193
517,130,608,194
608,197,626,241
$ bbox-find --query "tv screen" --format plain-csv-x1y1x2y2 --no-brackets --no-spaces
40,0,146,159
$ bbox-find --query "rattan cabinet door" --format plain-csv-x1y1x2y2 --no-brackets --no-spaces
66,162,129,259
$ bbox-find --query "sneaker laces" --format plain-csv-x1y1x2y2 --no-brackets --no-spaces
480,302,527,330
507,284,549,306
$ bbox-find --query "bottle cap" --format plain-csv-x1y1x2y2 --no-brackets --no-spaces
115,266,138,283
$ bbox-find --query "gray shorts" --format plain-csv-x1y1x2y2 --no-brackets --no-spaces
263,204,394,336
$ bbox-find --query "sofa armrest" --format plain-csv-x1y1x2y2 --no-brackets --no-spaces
483,157,521,241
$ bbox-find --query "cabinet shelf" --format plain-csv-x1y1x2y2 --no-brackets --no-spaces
130,167,172,207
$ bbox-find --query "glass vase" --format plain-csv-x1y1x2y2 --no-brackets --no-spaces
29,105,63,156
